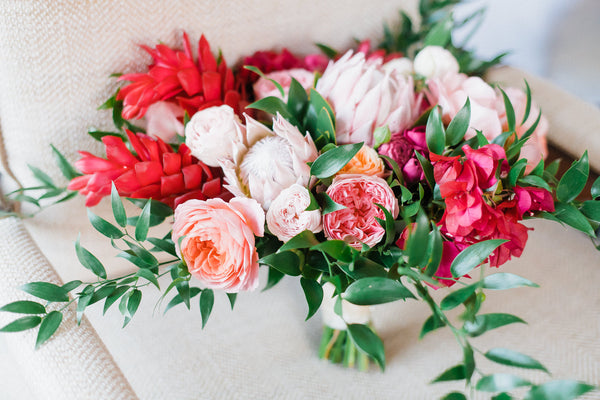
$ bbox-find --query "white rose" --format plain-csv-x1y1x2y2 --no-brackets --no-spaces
185,105,245,167
414,46,459,78
382,57,414,76
266,184,322,242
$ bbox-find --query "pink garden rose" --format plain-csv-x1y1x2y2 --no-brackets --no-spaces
253,68,315,101
426,72,502,140
316,51,421,147
324,174,399,249
172,197,265,292
266,184,322,242
377,126,428,184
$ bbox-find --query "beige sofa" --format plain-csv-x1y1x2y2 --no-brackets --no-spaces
0,1,599,399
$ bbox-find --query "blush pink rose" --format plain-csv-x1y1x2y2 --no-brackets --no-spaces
172,197,265,292
266,184,322,242
144,101,185,142
323,174,399,249
253,68,315,101
426,72,502,140
496,87,549,172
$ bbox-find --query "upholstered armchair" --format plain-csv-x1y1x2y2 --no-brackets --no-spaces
0,1,598,399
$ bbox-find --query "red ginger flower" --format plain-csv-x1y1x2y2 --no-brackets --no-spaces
68,131,229,208
116,33,241,120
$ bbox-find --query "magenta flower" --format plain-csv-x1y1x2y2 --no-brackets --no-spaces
377,126,427,184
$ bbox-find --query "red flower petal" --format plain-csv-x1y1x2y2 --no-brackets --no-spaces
173,189,207,209
202,71,222,102
202,177,223,198
161,174,185,196
135,161,163,186
114,170,141,193
181,164,203,189
163,152,182,176
103,136,138,167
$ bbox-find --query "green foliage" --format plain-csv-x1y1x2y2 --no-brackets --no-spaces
347,323,385,371
476,374,531,392
344,277,414,305
36,311,63,349
484,348,549,373
300,278,323,320
446,98,471,147
310,142,363,179
425,106,445,155
199,289,214,328
557,151,589,203
450,239,508,277
524,381,596,400
0,301,46,315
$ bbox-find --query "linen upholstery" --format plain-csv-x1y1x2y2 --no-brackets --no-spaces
0,1,599,399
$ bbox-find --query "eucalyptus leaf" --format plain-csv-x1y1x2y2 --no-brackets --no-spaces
450,239,507,277
346,324,386,371
35,311,63,349
476,374,532,392
310,142,363,179
200,289,214,328
147,237,177,257
135,269,160,289
103,286,129,315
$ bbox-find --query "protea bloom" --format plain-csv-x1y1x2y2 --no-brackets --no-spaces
116,33,241,120
68,131,228,208
316,51,421,147
219,114,318,210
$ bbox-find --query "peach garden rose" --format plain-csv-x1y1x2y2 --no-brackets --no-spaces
336,145,385,177
172,197,265,292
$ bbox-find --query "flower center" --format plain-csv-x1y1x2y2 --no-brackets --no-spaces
239,136,293,186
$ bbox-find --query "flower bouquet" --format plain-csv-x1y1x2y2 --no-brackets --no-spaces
1,2,598,399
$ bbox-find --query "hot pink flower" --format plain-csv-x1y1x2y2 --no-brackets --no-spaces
513,186,555,217
323,174,399,249
378,126,427,184
172,198,264,292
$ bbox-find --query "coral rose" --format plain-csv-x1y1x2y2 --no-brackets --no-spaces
185,105,246,167
323,174,399,249
336,145,385,177
266,184,322,242
253,68,315,101
172,198,265,292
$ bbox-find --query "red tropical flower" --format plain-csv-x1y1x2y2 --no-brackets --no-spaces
68,131,230,208
116,33,242,120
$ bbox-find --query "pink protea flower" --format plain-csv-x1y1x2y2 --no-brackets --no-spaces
172,197,264,292
116,33,241,120
377,126,428,184
252,68,315,101
323,174,399,249
316,51,420,147
68,131,228,208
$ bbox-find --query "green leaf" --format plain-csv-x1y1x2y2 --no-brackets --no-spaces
310,142,363,179
35,311,63,349
500,88,516,132
344,277,414,305
263,267,285,291
346,324,386,371
441,393,467,400
310,240,355,263
287,78,309,118
135,269,160,289
463,343,475,382
446,98,471,146
450,239,508,277
419,313,445,339
557,151,589,203
226,293,237,310
243,65,285,97
61,280,82,293
522,80,532,125
103,286,129,315
28,164,55,188
406,209,430,267
524,380,596,400
316,192,346,215
20,282,69,302
259,251,301,276
51,144,81,180
176,280,191,309
553,202,596,237
87,129,124,142
482,273,539,290
591,176,600,200
374,203,396,247
373,125,391,149
518,175,551,192
424,227,443,277
135,200,152,241
0,316,42,332
508,159,528,187
199,289,214,328
485,348,549,373
75,234,107,279
111,183,127,227
279,230,320,252
117,251,156,269
477,374,532,392
432,364,466,383
580,200,600,222
300,278,323,320
316,43,338,58
463,313,526,337
127,289,142,319
424,14,453,46
425,106,445,155
247,96,295,123
88,283,116,305
87,209,124,239
147,237,177,257
0,301,46,314
316,107,336,145
440,284,478,311
415,151,435,188
493,393,514,400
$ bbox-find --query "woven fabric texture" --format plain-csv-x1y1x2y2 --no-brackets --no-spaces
0,217,137,400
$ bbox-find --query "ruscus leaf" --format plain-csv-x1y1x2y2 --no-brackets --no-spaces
0,301,46,315
347,324,386,371
446,98,471,146
199,289,214,328
432,364,466,383
259,251,301,276
87,209,124,239
485,348,549,373
482,273,539,290
35,311,63,349
135,200,152,241
20,282,69,302
476,373,532,392
426,106,445,155
524,380,596,400
75,234,107,279
451,239,508,277
111,183,127,227
300,278,323,320
344,277,414,306
556,151,589,203
310,142,364,179
0,316,42,332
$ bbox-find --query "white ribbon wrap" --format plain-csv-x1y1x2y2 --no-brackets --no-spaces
320,282,371,330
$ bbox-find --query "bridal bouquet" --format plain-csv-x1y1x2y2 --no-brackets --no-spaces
1,2,598,399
